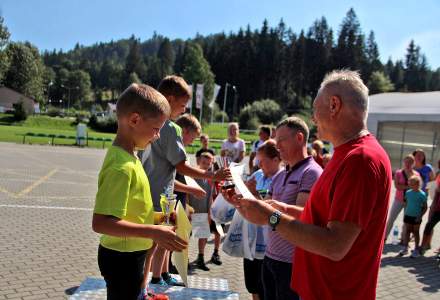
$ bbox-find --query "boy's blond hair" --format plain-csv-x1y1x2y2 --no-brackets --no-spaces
408,175,421,187
116,83,170,119
312,140,324,150
175,113,201,133
157,75,192,98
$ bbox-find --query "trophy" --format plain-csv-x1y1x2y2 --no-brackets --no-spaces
216,156,235,190
160,193,177,225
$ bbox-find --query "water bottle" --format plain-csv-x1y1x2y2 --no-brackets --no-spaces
392,225,399,245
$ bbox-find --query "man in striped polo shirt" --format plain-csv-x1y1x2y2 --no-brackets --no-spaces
231,70,392,300
262,117,322,300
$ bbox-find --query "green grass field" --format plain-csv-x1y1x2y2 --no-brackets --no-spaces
0,113,259,152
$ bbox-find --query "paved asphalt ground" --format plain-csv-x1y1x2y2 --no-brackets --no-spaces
0,142,439,300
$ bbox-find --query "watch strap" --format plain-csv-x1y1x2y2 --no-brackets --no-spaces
269,210,282,231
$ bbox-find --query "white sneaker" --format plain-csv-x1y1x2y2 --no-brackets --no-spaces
410,249,420,258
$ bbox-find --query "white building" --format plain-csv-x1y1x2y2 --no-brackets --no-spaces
367,91,440,169
0,87,36,114
106,103,116,116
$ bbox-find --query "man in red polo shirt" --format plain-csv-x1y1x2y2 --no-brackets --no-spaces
229,70,392,300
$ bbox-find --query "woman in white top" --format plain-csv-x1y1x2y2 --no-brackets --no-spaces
221,122,246,163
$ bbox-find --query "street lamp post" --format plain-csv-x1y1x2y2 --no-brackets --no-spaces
232,86,238,117
46,81,53,110
222,83,236,124
61,84,79,112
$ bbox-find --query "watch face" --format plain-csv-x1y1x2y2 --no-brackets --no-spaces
270,215,278,225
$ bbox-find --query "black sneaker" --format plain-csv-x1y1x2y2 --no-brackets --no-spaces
196,255,210,271
211,252,222,265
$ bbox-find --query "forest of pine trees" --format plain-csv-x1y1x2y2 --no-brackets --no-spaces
1,9,439,120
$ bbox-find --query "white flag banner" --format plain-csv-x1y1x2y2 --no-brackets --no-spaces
196,84,204,109
209,84,221,109
186,84,193,109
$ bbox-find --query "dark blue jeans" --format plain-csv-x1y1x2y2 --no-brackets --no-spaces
262,256,299,300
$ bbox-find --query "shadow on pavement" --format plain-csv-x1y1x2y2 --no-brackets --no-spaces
381,247,440,294
382,243,404,254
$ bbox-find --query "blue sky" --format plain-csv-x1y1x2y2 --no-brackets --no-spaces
1,0,439,68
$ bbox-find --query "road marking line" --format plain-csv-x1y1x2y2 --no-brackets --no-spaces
0,204,92,211
16,168,59,197
0,186,17,198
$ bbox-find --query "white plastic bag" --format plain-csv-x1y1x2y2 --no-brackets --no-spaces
222,211,268,260
210,193,236,224
254,225,268,260
222,211,245,257
242,218,256,260
222,211,256,259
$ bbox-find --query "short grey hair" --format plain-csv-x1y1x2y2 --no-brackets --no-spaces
276,116,309,144
319,70,369,113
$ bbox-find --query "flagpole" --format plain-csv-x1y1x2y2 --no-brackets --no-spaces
199,104,203,123
210,106,214,124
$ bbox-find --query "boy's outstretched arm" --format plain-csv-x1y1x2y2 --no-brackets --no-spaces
92,213,187,251
176,160,230,182
174,180,206,199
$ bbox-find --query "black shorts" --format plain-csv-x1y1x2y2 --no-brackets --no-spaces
98,245,147,300
209,220,225,234
243,258,264,295
404,215,422,225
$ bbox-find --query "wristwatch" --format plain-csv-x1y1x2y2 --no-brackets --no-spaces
269,210,282,231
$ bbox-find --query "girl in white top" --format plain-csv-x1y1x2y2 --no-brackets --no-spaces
221,122,246,163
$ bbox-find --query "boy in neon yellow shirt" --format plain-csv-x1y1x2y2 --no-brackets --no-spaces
92,83,187,300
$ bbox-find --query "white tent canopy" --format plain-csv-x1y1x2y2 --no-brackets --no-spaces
367,91,440,169
368,91,440,136
369,91,440,115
